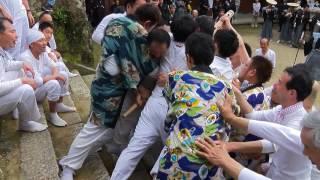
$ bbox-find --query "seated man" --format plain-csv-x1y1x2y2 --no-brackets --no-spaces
32,11,56,50
155,32,238,179
39,22,78,83
0,17,47,132
38,21,78,78
19,29,76,127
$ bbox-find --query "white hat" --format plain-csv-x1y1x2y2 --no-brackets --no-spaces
27,29,45,45
266,0,277,5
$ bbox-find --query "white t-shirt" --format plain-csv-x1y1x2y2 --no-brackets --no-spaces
0,0,26,19
246,102,312,180
255,48,276,68
238,120,306,180
18,49,56,85
152,37,188,97
209,56,234,82
91,13,125,44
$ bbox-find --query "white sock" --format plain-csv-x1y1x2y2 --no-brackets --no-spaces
49,113,67,127
68,72,78,78
19,121,47,132
56,103,76,113
60,166,74,180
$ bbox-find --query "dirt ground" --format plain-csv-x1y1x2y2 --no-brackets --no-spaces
235,24,320,108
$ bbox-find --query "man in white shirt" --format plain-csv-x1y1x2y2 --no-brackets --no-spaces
19,29,76,127
110,15,198,180
210,29,239,81
32,11,56,50
0,17,47,132
228,64,315,180
196,102,320,180
255,38,276,68
0,0,34,58
91,0,146,44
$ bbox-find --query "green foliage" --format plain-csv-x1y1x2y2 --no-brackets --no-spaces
51,6,93,64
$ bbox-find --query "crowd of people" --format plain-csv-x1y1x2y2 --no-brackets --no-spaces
1,0,320,180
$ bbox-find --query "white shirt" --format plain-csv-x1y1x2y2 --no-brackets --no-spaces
91,13,125,44
239,120,307,180
0,47,23,96
253,2,261,13
0,0,26,19
246,102,312,180
152,38,188,97
255,48,276,68
32,22,57,50
18,49,56,86
209,56,234,82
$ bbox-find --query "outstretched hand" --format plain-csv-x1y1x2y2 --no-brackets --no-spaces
217,93,236,121
196,137,231,166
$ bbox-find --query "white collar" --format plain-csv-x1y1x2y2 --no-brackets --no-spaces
213,56,232,66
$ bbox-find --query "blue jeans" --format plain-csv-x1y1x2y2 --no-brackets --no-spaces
47,0,56,6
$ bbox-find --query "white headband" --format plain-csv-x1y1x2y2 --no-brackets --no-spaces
27,29,45,45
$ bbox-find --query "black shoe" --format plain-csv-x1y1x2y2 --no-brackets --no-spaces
41,4,53,12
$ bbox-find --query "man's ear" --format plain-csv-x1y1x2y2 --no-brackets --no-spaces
143,20,153,31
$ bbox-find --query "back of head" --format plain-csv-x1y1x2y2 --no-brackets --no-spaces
195,15,214,36
0,17,12,33
171,15,198,42
39,22,54,31
251,55,273,84
284,64,313,102
214,29,239,58
302,111,320,148
38,11,52,22
185,32,214,66
134,4,161,27
147,28,171,48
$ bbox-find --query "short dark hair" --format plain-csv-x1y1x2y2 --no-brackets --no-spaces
134,4,161,27
250,56,273,84
38,11,52,21
0,17,13,33
147,28,171,48
284,64,313,101
244,42,252,57
195,15,213,36
185,32,214,66
124,0,138,10
171,15,198,42
213,29,239,58
39,22,54,31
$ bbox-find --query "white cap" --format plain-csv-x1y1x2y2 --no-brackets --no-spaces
27,29,45,45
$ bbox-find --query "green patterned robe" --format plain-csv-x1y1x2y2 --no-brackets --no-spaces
91,16,158,128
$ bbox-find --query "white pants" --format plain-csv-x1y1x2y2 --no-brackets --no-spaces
110,95,168,180
35,79,61,102
8,16,29,59
59,114,114,170
0,84,41,127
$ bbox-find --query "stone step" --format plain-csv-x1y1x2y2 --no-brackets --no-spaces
69,70,92,122
80,73,155,179
46,71,109,179
20,106,59,180
0,105,59,180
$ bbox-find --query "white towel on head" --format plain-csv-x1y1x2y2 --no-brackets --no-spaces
27,29,45,45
